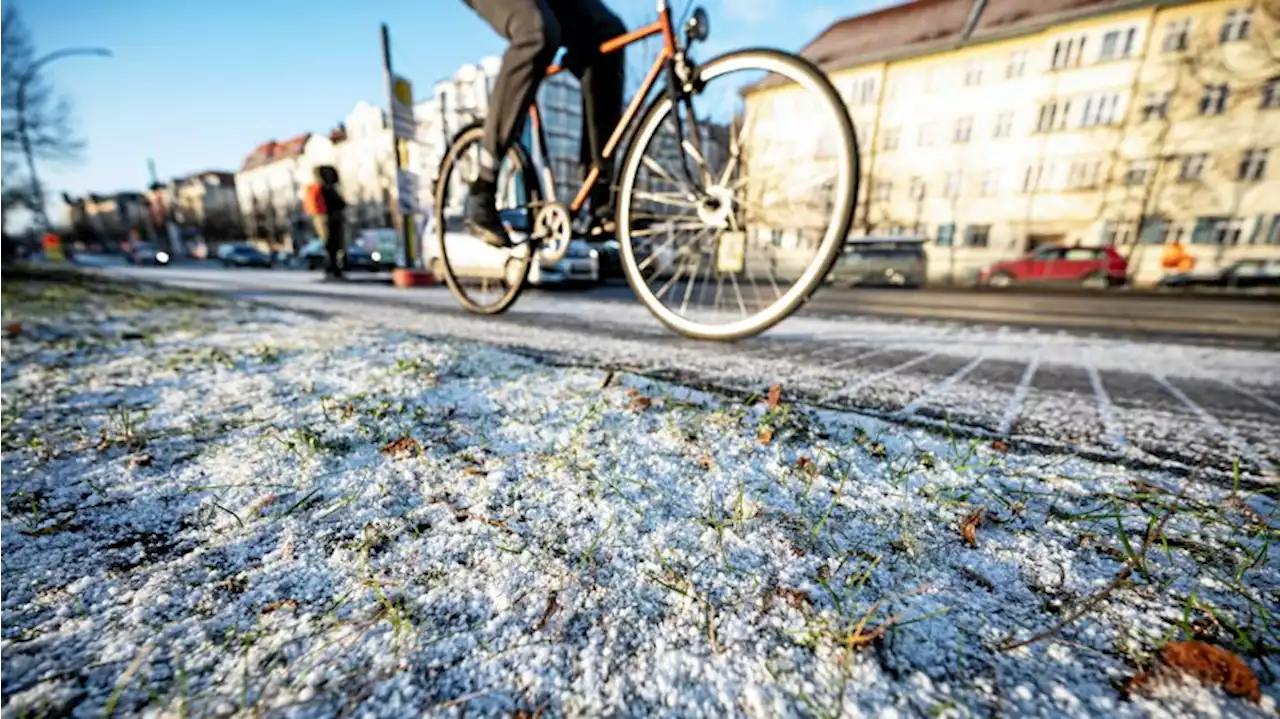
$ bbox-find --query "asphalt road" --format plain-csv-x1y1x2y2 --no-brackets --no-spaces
88,264,1280,484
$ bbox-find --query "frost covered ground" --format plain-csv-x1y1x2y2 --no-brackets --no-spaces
3,272,1278,717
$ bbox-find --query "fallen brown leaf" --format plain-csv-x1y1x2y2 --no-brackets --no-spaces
262,599,298,615
766,383,782,410
4,322,21,338
758,427,774,444
960,508,985,548
531,591,558,632
127,453,153,468
628,394,652,411
796,456,817,474
1157,641,1260,702
380,436,421,458
698,453,715,470
991,440,1010,453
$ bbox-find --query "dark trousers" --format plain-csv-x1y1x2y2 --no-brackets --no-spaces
463,0,625,214
314,215,345,275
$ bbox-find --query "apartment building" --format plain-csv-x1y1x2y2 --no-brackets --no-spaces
745,0,1279,284
234,134,311,249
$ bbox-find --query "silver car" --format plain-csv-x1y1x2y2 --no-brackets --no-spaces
826,237,927,288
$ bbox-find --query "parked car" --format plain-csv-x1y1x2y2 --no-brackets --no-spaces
980,245,1128,289
826,237,927,288
126,242,170,266
295,239,386,272
216,243,273,268
355,228,399,271
425,213,599,287
1158,258,1280,291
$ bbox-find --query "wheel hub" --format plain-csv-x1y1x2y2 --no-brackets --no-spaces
696,186,734,229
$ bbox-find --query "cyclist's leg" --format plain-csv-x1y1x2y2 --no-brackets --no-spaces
463,0,562,184
549,0,624,226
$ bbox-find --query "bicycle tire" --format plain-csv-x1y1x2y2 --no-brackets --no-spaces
617,48,860,341
433,123,541,315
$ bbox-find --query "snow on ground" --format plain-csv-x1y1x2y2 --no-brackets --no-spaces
3,273,1277,718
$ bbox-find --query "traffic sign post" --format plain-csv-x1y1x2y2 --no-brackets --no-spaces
381,24,434,287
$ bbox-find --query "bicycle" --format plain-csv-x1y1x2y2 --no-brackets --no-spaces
432,0,859,340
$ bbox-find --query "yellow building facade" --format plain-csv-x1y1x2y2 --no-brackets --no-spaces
748,0,1279,285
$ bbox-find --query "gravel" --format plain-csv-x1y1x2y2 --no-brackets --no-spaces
2,278,1276,717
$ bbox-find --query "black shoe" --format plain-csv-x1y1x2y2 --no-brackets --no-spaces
465,180,512,248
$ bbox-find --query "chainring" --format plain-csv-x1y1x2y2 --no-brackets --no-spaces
534,203,573,264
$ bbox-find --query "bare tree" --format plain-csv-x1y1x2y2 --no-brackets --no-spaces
1,7,91,230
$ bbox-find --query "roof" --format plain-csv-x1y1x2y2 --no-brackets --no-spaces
748,0,1148,92
239,133,311,172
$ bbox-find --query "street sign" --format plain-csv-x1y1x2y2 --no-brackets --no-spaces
391,75,416,140
396,170,419,214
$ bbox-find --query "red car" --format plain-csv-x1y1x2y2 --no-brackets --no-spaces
980,245,1128,289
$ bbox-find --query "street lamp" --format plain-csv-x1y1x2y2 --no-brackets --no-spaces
16,46,112,229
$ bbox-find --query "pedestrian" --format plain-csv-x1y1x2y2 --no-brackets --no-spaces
304,165,348,279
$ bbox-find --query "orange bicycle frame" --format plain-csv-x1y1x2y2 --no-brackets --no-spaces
527,4,679,213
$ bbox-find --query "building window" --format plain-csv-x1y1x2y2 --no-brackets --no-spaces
1023,163,1055,191
980,170,1000,196
1141,91,1170,121
1100,27,1138,60
1124,159,1154,186
936,223,956,246
944,170,963,198
1051,36,1086,69
1162,19,1191,52
964,61,984,86
881,126,901,151
918,123,935,147
1199,84,1229,115
873,180,892,202
1006,50,1027,79
963,224,991,247
1267,215,1280,244
1081,93,1122,127
1238,148,1268,181
993,111,1014,138
909,177,926,200
1138,218,1178,245
1179,153,1208,182
1219,8,1252,43
953,116,973,143
1036,100,1071,132
1192,216,1243,245
1262,77,1280,109
848,76,877,105
1101,219,1137,245
1067,159,1104,189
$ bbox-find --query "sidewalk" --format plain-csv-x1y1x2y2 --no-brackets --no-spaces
2,271,1275,717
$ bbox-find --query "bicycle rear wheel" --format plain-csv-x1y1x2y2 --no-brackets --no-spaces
617,49,859,340
433,125,541,315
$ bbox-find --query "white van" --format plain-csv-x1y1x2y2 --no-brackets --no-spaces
423,212,599,287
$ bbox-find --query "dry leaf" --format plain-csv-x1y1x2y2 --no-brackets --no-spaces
262,599,298,615
628,395,652,411
462,466,485,476
766,384,782,410
796,456,816,474
960,508,985,548
1159,641,1260,702
531,591,558,632
5,322,22,338
698,453,715,470
127,453,153,468
991,440,1010,453
380,436,421,458
1128,479,1168,496
758,427,775,444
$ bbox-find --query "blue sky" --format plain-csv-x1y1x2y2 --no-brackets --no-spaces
16,0,890,220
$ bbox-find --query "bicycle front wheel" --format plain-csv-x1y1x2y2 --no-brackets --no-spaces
617,49,859,340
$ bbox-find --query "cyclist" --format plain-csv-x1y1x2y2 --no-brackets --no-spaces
460,0,625,247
